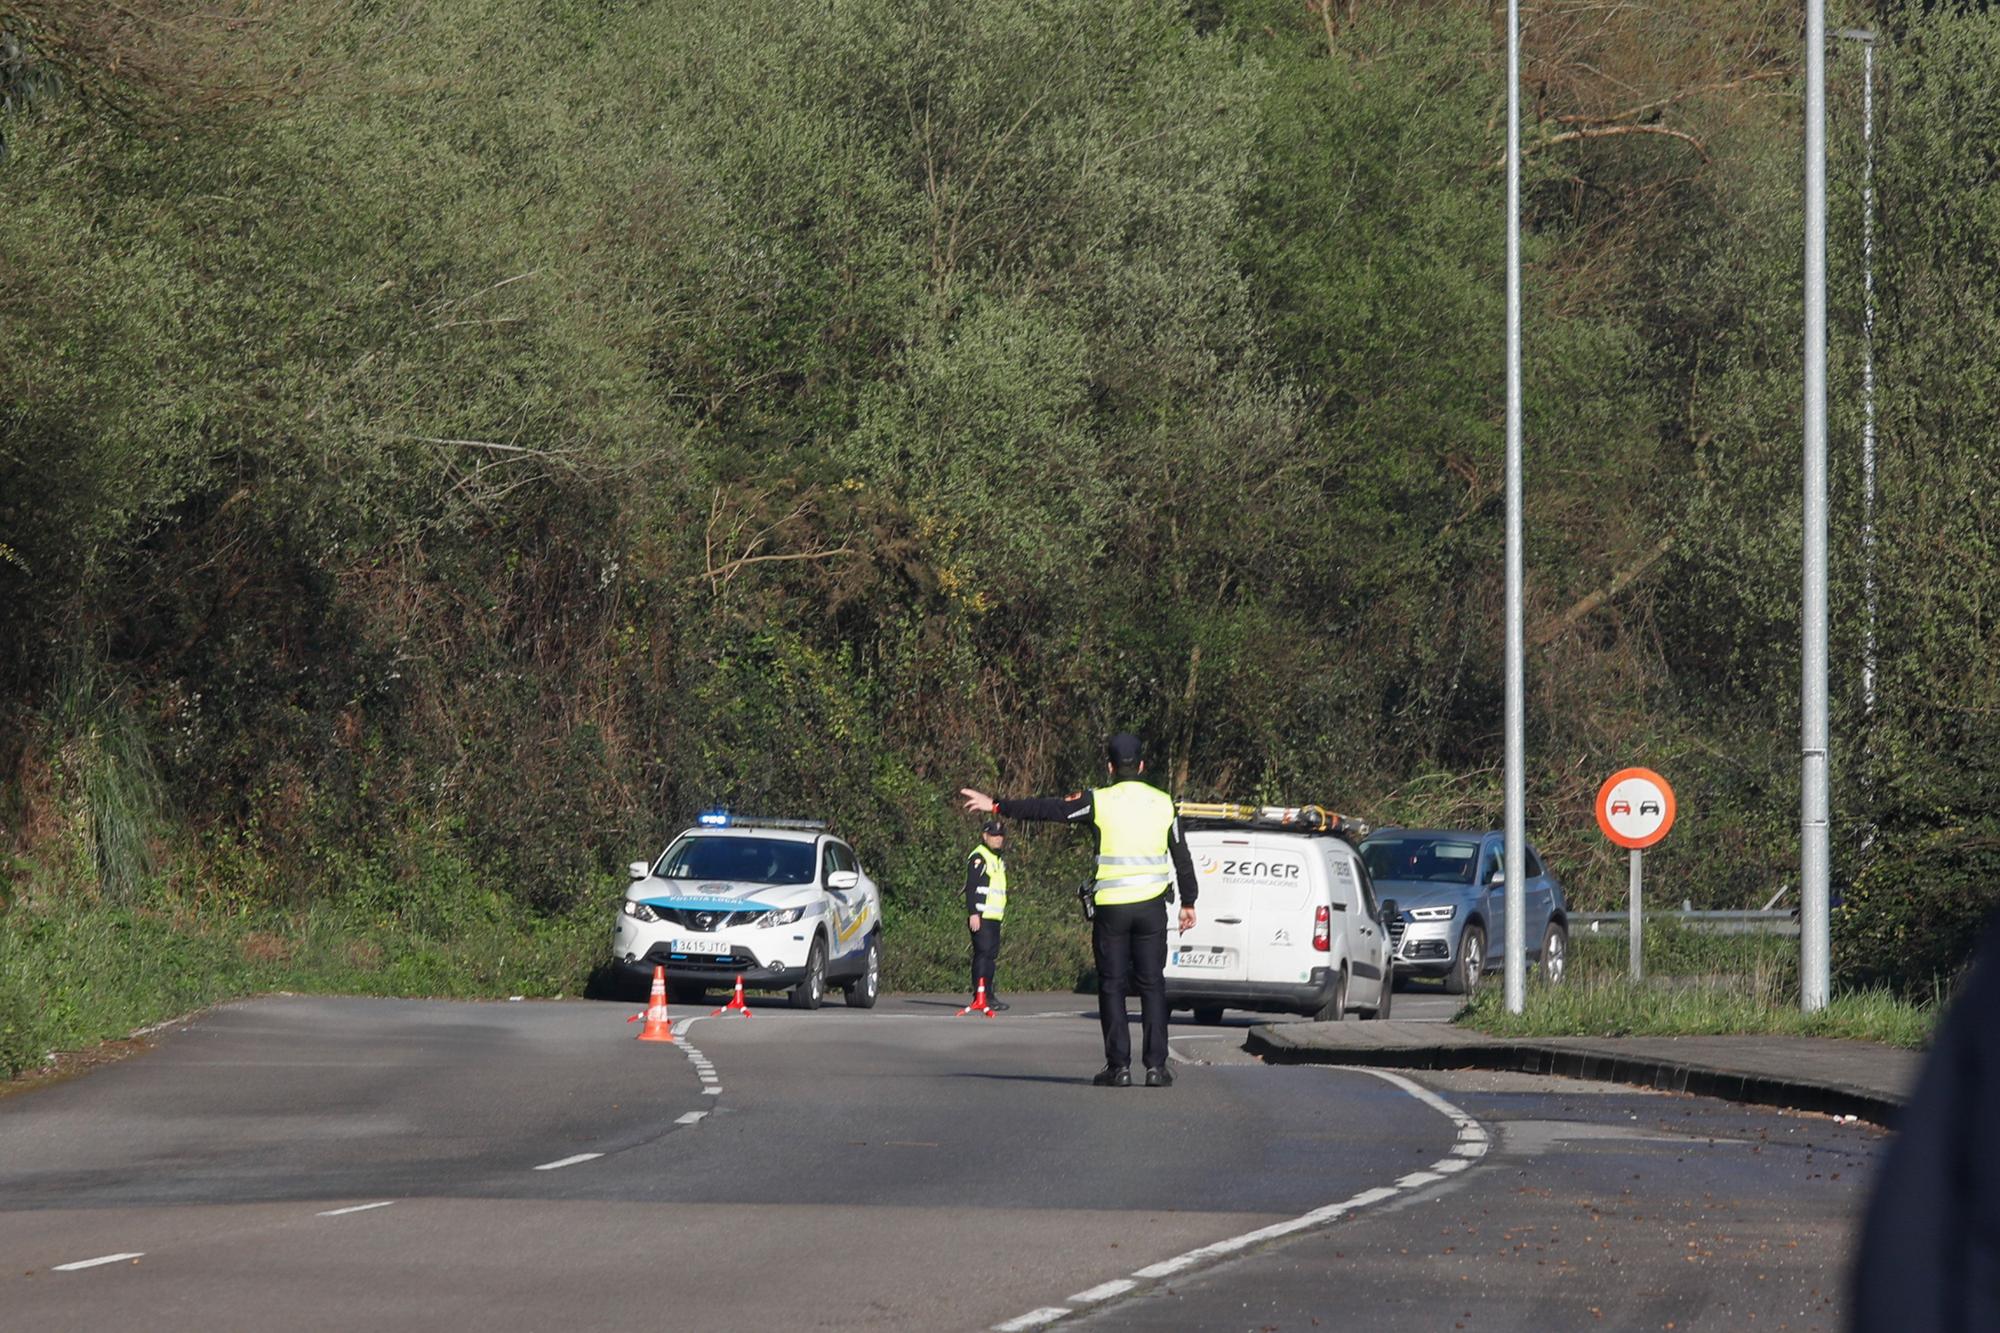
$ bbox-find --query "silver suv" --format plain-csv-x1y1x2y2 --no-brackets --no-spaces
1358,829,1569,994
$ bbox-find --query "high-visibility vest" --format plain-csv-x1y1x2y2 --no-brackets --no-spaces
971,845,1007,920
1091,782,1176,906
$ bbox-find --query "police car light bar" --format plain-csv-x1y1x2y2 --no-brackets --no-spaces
1176,801,1368,839
696,810,829,832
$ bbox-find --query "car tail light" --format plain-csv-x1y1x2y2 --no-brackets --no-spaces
1313,905,1330,952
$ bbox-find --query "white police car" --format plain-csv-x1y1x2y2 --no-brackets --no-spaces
614,813,882,1009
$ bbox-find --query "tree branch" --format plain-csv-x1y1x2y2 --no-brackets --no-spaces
1507,123,1710,165
1532,534,1675,647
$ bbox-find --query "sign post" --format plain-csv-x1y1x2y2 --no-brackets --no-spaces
1595,768,1678,982
1628,848,1643,980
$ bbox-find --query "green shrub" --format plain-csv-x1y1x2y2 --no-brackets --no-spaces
0,976,35,1079
1834,826,2000,1001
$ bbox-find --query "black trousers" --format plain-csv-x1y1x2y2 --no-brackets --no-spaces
1092,896,1169,1071
970,918,1003,1000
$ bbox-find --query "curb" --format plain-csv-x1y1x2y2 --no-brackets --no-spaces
1244,1027,1905,1127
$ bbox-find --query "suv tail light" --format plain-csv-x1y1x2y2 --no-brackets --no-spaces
1312,905,1330,952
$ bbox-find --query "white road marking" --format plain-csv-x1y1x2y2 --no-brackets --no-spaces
532,1153,603,1171
316,1201,395,1217
676,1111,708,1125
991,1064,1487,1331
54,1253,143,1271
702,1086,723,1095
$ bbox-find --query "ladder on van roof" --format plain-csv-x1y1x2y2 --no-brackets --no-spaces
1175,802,1369,840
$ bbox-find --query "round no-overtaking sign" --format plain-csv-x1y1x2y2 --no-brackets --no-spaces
1595,767,1676,850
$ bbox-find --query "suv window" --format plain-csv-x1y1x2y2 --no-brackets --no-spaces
830,841,858,875
1484,845,1544,879
658,836,817,885
1362,836,1481,884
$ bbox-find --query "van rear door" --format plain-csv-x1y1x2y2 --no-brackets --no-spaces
1240,835,1320,983
1168,833,1254,984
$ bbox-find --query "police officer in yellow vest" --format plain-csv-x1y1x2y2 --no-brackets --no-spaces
965,819,1010,1012
960,733,1197,1086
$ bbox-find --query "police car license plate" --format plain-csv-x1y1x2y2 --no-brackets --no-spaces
1174,950,1227,969
670,938,730,955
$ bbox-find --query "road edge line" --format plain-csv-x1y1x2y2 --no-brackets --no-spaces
988,1064,1487,1330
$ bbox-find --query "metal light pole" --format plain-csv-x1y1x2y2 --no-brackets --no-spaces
1839,27,1879,861
1801,0,1832,1013
1503,0,1527,1015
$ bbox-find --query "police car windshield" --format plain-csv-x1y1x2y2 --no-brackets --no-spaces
657,836,817,885
1361,837,1482,884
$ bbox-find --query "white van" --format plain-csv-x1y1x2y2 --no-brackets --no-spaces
1166,807,1394,1023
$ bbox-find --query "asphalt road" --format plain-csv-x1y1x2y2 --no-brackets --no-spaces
0,990,1880,1331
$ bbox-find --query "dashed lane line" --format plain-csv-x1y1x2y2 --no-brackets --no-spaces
53,1253,144,1272
45,1010,721,1277
989,1064,1488,1330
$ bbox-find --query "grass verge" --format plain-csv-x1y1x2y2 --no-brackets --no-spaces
0,885,1099,1081
1452,923,1937,1049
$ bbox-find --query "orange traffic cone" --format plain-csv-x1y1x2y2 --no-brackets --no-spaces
628,965,676,1042
957,978,996,1018
711,974,753,1018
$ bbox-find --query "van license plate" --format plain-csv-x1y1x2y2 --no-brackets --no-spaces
1174,950,1227,969
670,939,730,955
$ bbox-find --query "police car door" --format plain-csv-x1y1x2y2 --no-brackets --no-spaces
823,841,869,962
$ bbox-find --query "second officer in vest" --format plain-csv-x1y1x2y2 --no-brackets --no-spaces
960,732,1196,1086
965,819,1010,1012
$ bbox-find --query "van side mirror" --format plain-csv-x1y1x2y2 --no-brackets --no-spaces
628,861,650,881
1380,899,1399,921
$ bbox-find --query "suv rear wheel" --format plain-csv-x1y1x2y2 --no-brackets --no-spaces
1538,922,1568,985
1444,925,1485,996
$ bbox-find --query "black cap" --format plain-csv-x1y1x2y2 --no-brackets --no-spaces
982,819,1004,836
1107,732,1144,766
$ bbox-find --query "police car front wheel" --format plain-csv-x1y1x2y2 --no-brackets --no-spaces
790,938,828,1010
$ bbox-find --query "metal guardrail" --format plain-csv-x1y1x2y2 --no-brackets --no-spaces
1574,909,1799,937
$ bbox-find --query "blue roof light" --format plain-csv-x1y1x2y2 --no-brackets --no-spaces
697,809,732,828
